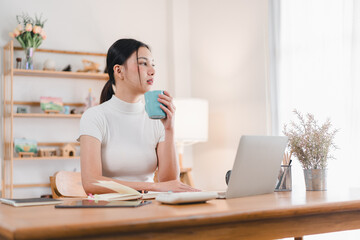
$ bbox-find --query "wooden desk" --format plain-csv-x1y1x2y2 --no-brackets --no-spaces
2,189,360,240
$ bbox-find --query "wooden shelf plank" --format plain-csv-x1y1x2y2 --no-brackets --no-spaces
13,156,80,160
14,113,82,118
13,183,51,188
38,142,80,147
13,69,108,80
14,101,85,107
14,46,106,57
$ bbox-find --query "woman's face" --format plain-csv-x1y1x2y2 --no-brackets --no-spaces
123,46,155,94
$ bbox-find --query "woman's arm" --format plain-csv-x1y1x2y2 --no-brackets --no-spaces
156,91,179,181
156,91,199,192
80,135,198,194
156,130,179,181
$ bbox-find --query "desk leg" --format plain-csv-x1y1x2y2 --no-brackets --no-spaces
295,237,303,240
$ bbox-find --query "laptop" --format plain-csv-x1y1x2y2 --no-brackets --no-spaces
218,135,288,199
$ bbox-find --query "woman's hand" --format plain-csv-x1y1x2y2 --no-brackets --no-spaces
152,180,201,192
158,90,175,131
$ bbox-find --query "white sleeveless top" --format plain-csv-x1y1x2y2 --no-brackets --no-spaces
79,95,165,182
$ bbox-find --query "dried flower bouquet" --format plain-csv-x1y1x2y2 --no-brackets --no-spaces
283,110,338,169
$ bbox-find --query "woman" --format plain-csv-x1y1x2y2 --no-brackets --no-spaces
79,39,198,194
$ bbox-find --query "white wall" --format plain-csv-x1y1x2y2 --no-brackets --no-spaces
0,0,270,196
189,0,270,190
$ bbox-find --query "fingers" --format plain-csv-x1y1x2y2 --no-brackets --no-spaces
159,104,173,118
158,91,176,119
175,187,201,192
177,187,201,192
158,92,176,111
162,90,172,98
158,91,172,102
174,182,201,192
178,181,200,191
158,97,175,112
157,180,201,192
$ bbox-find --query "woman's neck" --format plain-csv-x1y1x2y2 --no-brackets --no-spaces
114,90,141,103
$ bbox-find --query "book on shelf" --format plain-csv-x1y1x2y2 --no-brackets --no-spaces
0,197,62,207
90,180,161,201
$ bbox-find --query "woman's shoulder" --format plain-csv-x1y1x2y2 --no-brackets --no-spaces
81,104,106,121
79,104,108,141
83,104,103,114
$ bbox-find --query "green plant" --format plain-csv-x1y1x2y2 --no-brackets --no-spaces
283,110,338,169
9,13,47,49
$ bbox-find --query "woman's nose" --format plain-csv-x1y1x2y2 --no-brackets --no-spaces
149,66,155,76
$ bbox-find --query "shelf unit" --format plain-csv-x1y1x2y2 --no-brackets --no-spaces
2,41,107,198
13,69,108,80
14,113,82,118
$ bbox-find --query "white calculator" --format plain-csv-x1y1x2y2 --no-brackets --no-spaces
155,191,218,205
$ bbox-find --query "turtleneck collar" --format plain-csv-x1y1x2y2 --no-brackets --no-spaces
106,95,144,113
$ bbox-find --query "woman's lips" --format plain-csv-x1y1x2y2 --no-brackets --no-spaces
147,79,154,85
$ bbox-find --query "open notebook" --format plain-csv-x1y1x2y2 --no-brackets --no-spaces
88,180,160,201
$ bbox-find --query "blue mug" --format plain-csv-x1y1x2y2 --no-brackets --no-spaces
144,90,166,119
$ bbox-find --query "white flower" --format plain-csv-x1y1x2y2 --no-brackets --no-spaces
16,24,23,32
40,29,47,40
25,23,32,32
13,29,20,37
33,25,42,34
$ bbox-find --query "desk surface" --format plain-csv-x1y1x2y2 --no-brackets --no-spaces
2,189,360,240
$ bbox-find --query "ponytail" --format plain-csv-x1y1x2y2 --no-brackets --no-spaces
100,79,115,104
99,38,150,104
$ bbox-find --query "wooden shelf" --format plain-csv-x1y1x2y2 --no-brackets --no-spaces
14,113,82,118
38,142,80,147
14,46,107,57
13,69,108,80
13,183,51,188
14,101,85,107
14,156,80,161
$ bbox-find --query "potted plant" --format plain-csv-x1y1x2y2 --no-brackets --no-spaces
283,110,338,191
9,13,47,70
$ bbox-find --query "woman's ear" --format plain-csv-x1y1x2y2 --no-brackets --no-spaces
113,65,124,80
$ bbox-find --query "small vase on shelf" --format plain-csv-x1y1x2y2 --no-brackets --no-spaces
24,47,35,70
9,13,47,71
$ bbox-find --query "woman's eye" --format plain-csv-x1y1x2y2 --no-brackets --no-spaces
139,62,147,66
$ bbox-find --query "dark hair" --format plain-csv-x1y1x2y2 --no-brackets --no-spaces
100,38,150,104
